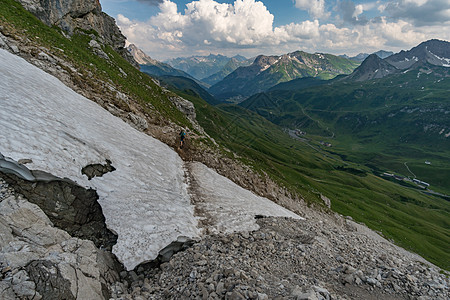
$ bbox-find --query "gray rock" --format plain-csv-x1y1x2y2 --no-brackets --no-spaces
0,281,16,300
0,179,120,300
291,285,304,297
216,281,225,294
257,293,269,300
0,34,6,48
296,289,319,300
89,39,101,49
10,45,19,54
16,0,138,67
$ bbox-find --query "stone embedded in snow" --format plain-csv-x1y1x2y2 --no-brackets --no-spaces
0,49,199,271
188,162,303,233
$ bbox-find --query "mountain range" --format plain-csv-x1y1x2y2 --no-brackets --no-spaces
340,50,394,62
202,56,253,85
166,54,249,81
241,39,450,196
127,44,200,83
209,51,360,101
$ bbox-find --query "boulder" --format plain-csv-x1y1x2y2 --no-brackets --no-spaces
0,193,120,299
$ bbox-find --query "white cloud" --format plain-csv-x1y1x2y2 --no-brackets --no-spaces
116,0,450,60
275,20,320,41
353,4,364,18
294,0,329,19
383,0,450,26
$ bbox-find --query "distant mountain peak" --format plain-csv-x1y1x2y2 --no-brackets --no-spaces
347,54,398,81
346,39,450,81
127,44,158,65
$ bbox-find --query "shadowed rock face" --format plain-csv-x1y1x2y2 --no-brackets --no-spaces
26,260,76,300
0,170,117,251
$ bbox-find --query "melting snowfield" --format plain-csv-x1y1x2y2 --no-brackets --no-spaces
0,49,199,270
0,49,301,270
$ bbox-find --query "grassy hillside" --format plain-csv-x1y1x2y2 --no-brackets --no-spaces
158,75,222,106
242,65,450,195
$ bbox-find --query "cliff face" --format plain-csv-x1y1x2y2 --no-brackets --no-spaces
16,0,137,67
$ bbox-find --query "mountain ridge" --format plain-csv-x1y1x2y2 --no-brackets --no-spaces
209,50,360,101
166,53,240,80
346,39,450,81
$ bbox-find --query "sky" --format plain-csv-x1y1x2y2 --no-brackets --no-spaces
100,0,450,60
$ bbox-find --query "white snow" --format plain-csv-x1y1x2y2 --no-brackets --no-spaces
429,51,450,67
0,49,200,270
260,64,271,72
189,162,302,234
0,49,302,270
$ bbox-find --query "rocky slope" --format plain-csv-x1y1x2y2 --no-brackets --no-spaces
111,207,449,300
0,177,122,300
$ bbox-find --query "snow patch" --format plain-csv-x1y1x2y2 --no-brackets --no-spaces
429,51,450,67
0,49,200,270
0,49,303,271
260,64,271,72
189,162,302,234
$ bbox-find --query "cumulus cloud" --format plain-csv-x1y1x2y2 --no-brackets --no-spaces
150,0,275,46
294,0,329,19
116,0,450,60
383,0,450,26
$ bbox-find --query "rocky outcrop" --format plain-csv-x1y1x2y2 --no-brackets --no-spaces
0,178,121,300
16,0,137,67
127,44,158,65
0,155,117,251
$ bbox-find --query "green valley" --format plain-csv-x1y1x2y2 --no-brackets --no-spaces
169,79,450,270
